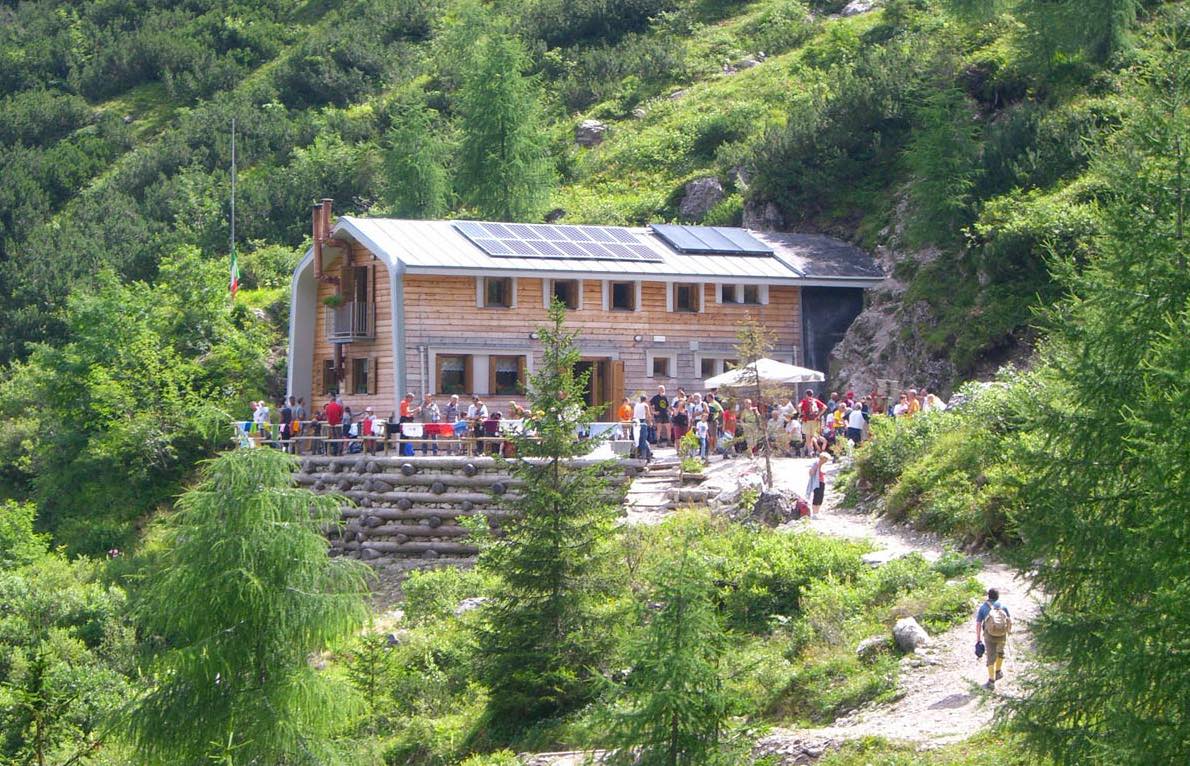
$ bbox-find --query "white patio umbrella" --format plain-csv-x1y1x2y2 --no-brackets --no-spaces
702,357,824,389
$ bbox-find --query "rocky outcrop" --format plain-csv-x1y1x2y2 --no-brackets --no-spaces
575,119,608,147
678,176,725,221
893,617,931,652
841,0,879,17
752,734,842,765
743,199,784,231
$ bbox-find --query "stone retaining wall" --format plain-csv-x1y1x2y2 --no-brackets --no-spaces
296,456,642,569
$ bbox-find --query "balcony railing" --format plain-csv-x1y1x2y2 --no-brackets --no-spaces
325,301,375,341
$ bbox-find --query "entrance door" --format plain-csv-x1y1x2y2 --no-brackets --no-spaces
575,358,624,421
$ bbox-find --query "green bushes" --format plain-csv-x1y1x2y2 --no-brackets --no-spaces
847,380,1029,548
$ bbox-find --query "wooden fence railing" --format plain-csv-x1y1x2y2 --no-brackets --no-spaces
231,420,635,458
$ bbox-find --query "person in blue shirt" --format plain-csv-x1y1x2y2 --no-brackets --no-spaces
975,588,1012,690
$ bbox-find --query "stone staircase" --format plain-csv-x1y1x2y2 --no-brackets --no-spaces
622,453,722,523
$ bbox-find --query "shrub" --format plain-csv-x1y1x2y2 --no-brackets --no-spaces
402,567,490,626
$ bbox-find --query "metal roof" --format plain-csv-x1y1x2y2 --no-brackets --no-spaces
332,217,883,286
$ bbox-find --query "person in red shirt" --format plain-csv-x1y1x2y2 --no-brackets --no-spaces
324,396,344,456
799,389,826,452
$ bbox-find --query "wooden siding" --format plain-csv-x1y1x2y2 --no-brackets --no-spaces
401,275,800,402
312,243,394,415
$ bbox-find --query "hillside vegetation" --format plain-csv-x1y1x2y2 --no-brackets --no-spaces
0,2,1188,765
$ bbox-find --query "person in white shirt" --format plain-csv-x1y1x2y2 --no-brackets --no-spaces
695,414,710,461
922,387,947,412
633,395,652,461
846,405,866,445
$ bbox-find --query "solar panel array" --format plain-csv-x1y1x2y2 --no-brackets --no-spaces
649,224,773,256
452,221,664,263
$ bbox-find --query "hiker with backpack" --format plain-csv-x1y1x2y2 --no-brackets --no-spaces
975,587,1012,690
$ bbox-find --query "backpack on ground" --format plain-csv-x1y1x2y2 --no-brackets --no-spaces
983,605,1011,638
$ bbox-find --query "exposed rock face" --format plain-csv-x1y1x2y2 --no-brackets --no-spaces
828,240,957,396
678,176,725,221
893,617,931,652
575,119,608,147
743,199,784,231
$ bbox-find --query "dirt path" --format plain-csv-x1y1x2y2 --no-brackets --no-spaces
754,458,1043,758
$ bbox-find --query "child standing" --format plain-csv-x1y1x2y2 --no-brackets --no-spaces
695,413,710,461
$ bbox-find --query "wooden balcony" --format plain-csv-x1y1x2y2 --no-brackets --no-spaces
325,301,375,342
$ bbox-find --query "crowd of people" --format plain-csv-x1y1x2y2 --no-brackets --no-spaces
618,384,947,463
239,393,537,456
237,383,947,460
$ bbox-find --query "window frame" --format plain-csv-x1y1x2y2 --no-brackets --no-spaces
548,279,582,310
673,283,699,313
351,358,369,395
742,285,761,305
322,359,337,396
436,354,471,396
489,355,526,396
609,281,637,311
647,351,678,379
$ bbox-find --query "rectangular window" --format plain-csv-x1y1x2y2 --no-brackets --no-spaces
611,281,635,311
484,277,512,308
322,360,337,395
700,357,717,378
742,285,761,305
491,355,523,395
652,356,671,378
352,358,369,395
721,284,739,303
553,279,580,309
437,355,469,395
674,283,698,313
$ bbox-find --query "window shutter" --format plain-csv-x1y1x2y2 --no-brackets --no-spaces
488,356,496,395
463,355,473,395
368,357,378,395
517,355,526,394
343,357,352,395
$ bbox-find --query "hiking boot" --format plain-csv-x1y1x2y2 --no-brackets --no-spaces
984,680,996,690
995,671,1003,681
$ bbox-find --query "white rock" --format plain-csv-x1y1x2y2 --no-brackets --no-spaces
861,549,904,567
454,596,489,616
841,0,878,16
574,119,608,147
893,616,931,652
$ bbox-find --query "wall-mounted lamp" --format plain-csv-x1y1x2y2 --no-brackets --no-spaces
633,334,643,342
529,331,540,340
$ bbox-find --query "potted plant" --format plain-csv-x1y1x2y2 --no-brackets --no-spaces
679,456,706,483
322,293,344,308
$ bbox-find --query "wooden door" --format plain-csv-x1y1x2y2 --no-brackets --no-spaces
606,360,625,421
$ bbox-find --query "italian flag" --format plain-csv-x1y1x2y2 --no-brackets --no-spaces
229,248,240,298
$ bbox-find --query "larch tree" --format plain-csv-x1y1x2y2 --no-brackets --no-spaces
455,27,555,221
382,95,451,219
123,447,371,765
1010,15,1190,765
473,300,620,735
608,535,730,766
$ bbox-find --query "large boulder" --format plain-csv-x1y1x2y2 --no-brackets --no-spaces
893,617,931,652
575,119,608,147
842,0,879,16
856,634,892,661
678,176,725,221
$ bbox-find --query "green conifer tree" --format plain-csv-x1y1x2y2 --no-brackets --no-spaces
123,447,371,765
455,28,555,221
609,535,729,766
382,96,450,219
473,300,619,734
1010,17,1190,764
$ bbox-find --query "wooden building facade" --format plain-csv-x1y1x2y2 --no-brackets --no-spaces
289,200,883,419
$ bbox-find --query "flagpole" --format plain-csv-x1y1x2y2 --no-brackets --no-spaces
229,118,239,298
